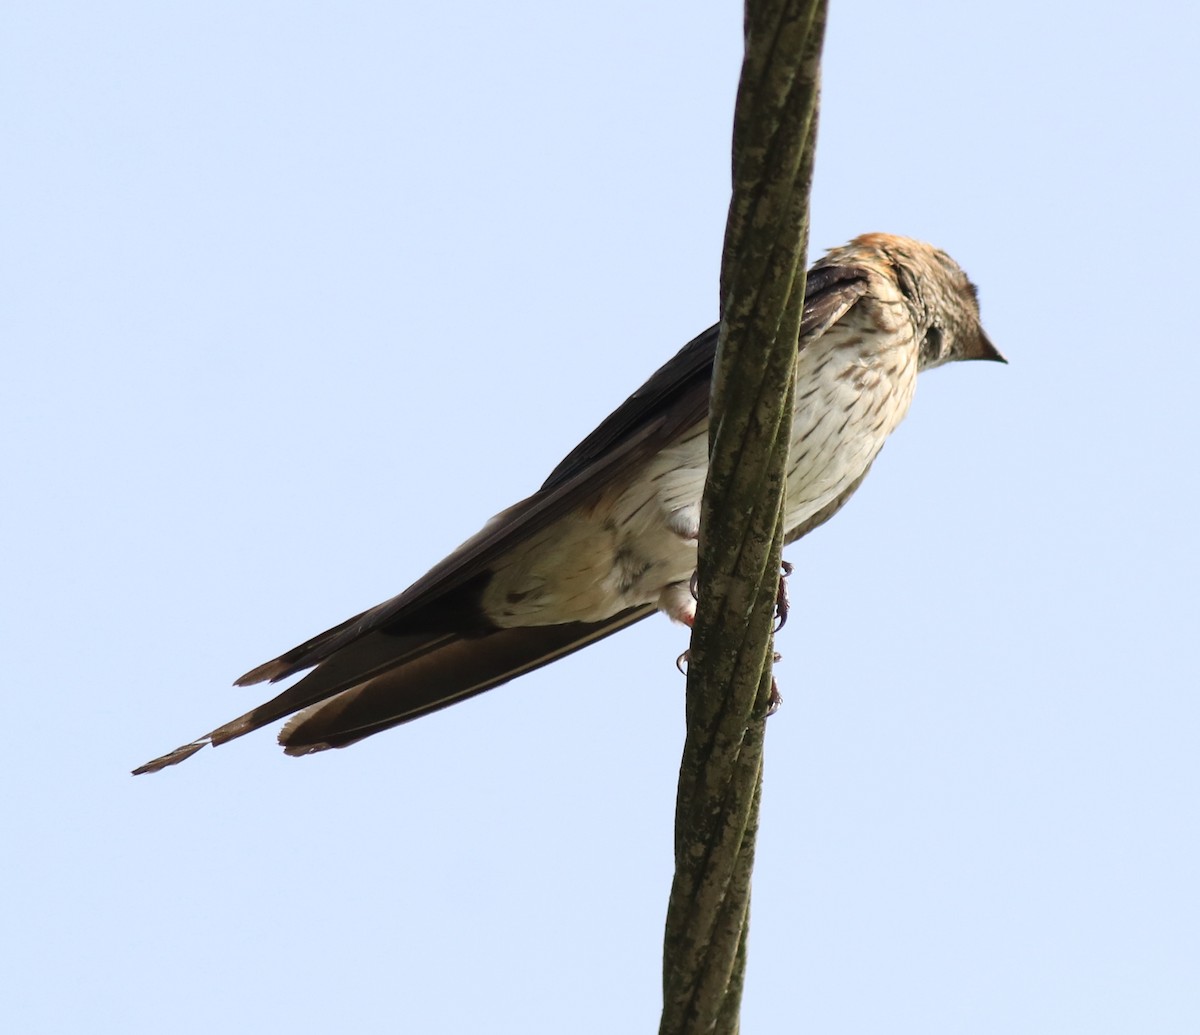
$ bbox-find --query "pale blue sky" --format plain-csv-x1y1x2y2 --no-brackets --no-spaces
5,2,1199,1032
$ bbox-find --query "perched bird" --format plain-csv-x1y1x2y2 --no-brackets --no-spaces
134,233,1003,774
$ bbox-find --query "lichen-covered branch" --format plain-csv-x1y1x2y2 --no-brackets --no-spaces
659,2,828,1032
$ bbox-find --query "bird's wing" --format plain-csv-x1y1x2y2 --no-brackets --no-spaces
132,263,873,773
237,261,874,686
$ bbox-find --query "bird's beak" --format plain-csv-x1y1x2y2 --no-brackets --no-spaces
965,329,1006,364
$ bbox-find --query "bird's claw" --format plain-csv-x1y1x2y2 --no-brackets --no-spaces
775,561,794,631
762,651,784,716
766,677,783,716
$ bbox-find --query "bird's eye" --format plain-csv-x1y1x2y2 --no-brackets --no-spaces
919,326,944,366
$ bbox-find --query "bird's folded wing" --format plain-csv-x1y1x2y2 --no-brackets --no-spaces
237,262,871,687
132,264,874,774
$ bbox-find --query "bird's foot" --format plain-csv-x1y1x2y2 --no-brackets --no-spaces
775,560,794,631
763,650,785,716
766,676,783,716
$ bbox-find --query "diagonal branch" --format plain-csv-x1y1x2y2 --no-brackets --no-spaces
659,2,828,1032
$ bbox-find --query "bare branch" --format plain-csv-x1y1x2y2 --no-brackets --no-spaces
660,2,828,1031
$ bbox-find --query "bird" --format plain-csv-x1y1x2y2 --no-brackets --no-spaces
133,233,1003,774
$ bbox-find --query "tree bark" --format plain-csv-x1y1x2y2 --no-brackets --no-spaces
659,2,828,1031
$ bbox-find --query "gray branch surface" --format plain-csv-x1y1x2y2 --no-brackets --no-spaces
659,2,828,1032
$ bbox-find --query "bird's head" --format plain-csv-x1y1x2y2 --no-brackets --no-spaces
849,233,1005,372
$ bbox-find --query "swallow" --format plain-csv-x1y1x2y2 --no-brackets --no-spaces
134,233,1002,773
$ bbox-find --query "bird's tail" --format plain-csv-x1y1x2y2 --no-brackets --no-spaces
133,608,652,774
